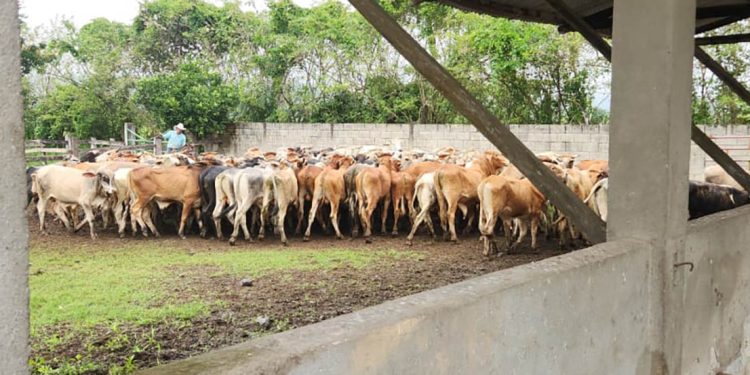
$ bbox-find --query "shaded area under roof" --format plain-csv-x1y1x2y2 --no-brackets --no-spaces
422,0,750,35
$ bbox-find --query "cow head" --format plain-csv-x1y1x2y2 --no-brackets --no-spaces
96,171,116,196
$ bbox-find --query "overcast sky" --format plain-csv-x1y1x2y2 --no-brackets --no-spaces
19,0,320,28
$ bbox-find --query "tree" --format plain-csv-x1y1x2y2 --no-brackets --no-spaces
135,61,238,138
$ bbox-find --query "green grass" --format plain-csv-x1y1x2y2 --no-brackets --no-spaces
30,241,413,330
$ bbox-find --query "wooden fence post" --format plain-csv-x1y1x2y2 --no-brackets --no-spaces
153,137,162,155
65,133,79,158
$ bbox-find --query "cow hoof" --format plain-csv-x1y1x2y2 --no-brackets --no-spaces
406,240,413,246
229,238,236,246
282,240,288,246
303,236,310,242
119,233,125,239
365,237,372,244
180,235,186,240
258,235,265,241
391,232,398,238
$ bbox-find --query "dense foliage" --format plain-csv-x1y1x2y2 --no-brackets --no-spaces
21,0,748,140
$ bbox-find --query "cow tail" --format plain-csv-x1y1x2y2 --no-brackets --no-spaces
433,171,447,226
410,182,420,212
31,173,42,198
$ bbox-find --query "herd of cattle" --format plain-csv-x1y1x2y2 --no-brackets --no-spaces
26,145,750,256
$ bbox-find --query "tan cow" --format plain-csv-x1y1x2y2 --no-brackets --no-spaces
434,151,507,242
31,165,113,239
304,155,355,241
477,175,545,256
555,167,594,248
128,165,204,239
704,165,744,190
355,153,395,242
259,162,298,245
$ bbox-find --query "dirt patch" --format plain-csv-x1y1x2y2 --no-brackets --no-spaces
28,213,571,373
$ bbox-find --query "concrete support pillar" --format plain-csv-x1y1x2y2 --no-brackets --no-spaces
609,0,695,373
0,0,29,373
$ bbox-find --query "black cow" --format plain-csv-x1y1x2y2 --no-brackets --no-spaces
689,180,750,219
199,165,228,238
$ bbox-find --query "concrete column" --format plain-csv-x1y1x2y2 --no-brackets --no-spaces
0,0,29,373
609,0,695,373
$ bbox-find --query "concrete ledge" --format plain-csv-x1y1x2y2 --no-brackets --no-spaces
140,239,653,375
681,205,750,373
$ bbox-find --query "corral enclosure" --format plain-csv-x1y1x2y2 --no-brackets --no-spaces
207,123,750,179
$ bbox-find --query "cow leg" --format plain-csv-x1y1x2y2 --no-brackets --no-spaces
482,234,495,257
304,189,323,241
296,192,306,235
259,190,272,241
501,219,513,253
349,195,360,238
82,204,97,240
462,204,476,236
330,201,344,240
406,205,430,245
229,200,250,246
358,196,374,242
193,207,203,236
391,196,401,237
530,215,540,251
114,197,127,238
212,199,226,240
53,203,73,232
177,201,192,239
36,196,49,234
446,199,460,242
277,201,289,245
512,220,529,251
143,204,160,237
380,195,390,235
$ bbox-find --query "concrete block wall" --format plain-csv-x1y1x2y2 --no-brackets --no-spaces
206,123,750,180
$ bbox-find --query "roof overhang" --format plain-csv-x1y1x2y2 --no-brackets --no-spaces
420,0,750,35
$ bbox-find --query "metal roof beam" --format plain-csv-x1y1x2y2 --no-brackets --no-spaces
349,0,607,244
695,33,750,45
544,0,611,60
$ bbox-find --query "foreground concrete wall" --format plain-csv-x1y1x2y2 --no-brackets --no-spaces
205,123,750,180
680,206,750,374
142,240,655,375
0,0,29,373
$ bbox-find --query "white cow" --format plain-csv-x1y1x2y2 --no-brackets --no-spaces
406,172,438,245
31,165,113,239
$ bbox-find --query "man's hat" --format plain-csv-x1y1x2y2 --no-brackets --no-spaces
174,123,186,131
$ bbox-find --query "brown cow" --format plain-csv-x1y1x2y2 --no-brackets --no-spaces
128,165,204,239
304,155,354,241
434,151,507,242
295,160,326,235
390,160,416,236
356,153,395,242
478,175,545,256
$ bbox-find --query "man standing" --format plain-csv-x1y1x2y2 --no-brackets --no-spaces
162,123,187,153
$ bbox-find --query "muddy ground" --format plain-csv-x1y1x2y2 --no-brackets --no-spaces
28,212,573,373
